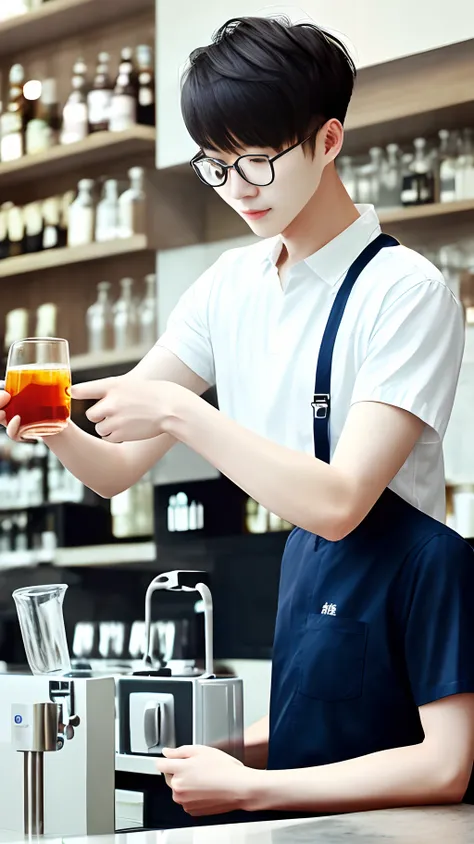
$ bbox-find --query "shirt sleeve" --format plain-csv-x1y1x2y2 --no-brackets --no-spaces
157,264,217,386
350,279,465,438
403,533,474,707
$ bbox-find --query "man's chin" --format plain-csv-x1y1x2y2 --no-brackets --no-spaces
243,213,286,238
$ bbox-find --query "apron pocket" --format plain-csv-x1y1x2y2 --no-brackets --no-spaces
298,615,367,701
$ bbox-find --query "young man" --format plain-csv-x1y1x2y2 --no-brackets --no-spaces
2,15,474,821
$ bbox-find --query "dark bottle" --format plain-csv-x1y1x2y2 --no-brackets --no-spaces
61,59,89,145
0,204,9,260
7,204,25,258
400,137,435,207
109,47,138,133
136,44,155,127
42,196,61,250
87,52,113,133
25,78,61,154
0,64,26,162
24,201,44,253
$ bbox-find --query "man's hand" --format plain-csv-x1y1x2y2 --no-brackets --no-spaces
0,388,27,442
156,745,259,816
70,377,199,443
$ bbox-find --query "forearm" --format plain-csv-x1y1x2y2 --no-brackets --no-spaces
164,397,349,540
46,421,172,498
246,742,463,813
244,715,269,769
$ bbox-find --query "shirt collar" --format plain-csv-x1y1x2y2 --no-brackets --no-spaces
265,205,382,287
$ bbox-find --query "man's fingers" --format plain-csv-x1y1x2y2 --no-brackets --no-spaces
6,416,21,441
70,378,116,401
0,390,11,409
155,758,185,776
162,745,197,759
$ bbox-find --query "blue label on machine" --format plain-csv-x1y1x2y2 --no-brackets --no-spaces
14,715,23,724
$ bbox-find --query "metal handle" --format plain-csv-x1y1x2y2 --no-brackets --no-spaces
143,571,214,676
24,751,44,835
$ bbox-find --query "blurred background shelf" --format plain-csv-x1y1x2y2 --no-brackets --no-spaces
0,0,155,57
71,345,150,377
379,198,474,224
0,126,156,189
0,236,156,278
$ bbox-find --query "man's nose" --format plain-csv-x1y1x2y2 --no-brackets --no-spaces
227,168,259,201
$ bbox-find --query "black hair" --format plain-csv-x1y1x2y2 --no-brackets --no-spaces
180,15,356,156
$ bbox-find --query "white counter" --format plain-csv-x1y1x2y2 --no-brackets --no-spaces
1,805,474,843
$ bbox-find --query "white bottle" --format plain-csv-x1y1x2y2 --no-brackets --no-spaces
95,179,119,242
174,492,189,532
439,129,457,203
86,281,114,353
118,167,146,238
138,273,158,346
68,179,95,247
167,496,177,532
113,277,139,350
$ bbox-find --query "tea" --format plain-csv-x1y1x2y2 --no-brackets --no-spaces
5,364,71,437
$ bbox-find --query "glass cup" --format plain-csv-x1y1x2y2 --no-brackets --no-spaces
12,583,71,675
5,337,71,438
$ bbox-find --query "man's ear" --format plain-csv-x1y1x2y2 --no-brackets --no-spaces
322,119,344,161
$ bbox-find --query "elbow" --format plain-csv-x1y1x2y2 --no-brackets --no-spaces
320,506,362,543
437,769,471,805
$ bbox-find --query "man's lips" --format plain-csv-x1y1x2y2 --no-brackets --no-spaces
241,209,271,220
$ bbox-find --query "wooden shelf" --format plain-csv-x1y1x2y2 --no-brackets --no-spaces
0,126,156,189
0,236,155,279
0,541,156,570
71,345,151,374
379,198,474,225
0,0,154,57
342,39,474,156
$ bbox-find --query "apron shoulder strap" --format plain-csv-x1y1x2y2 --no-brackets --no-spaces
313,232,399,464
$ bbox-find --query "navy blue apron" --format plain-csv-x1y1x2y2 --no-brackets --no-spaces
267,233,474,800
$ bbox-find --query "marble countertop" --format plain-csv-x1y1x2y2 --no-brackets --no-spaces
1,805,474,843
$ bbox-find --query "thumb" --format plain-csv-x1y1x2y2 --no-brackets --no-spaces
162,745,196,759
70,377,116,401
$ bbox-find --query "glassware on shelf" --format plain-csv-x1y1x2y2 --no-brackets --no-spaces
109,47,138,133
87,52,114,134
400,138,435,206
95,179,119,242
438,129,457,204
86,280,114,353
136,44,155,127
113,277,139,350
338,155,357,201
12,583,71,676
138,273,158,346
67,179,95,247
118,166,147,238
61,58,89,146
35,302,58,337
379,143,402,208
456,128,474,201
367,147,384,207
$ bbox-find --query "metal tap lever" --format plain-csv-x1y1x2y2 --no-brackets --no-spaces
142,570,214,677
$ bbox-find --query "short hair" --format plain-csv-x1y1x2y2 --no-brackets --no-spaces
181,15,356,156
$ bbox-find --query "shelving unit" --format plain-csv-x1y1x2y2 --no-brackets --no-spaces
0,0,154,57
0,127,156,189
378,198,474,225
0,236,156,279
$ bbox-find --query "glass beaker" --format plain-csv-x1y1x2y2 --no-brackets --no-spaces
12,583,71,675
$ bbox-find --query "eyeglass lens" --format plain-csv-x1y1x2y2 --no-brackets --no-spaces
195,155,273,187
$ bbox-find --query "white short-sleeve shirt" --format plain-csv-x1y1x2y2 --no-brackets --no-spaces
158,205,464,523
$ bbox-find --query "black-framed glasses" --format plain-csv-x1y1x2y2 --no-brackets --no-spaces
190,133,315,188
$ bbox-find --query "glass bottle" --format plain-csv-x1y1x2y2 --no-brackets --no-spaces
86,281,114,353
61,59,89,145
87,52,113,133
23,201,43,253
338,156,357,201
113,277,139,350
379,143,402,208
0,64,26,162
35,302,58,338
138,273,157,346
456,128,474,201
42,196,61,250
438,129,457,203
59,190,75,248
401,138,434,206
136,44,155,127
367,147,384,207
7,204,25,257
67,179,95,247
95,179,119,242
118,166,146,238
25,78,60,155
0,204,10,260
109,47,138,133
